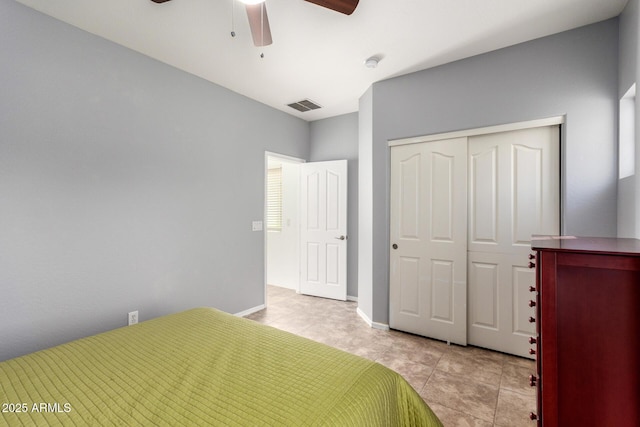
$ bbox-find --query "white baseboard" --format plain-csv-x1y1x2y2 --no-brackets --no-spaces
356,307,372,326
356,307,390,331
373,322,390,330
234,304,265,317
347,295,358,302
372,320,390,330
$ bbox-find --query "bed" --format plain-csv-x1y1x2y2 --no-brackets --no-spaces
0,307,443,426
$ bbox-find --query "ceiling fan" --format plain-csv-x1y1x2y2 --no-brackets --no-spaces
150,0,359,47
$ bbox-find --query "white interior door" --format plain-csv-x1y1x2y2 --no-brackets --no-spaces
467,125,559,357
300,160,348,301
389,138,468,345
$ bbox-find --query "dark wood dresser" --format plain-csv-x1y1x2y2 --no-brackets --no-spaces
529,236,640,426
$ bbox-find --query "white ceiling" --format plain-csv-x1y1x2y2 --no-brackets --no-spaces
16,0,628,121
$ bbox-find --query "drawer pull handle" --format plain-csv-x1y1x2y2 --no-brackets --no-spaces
529,375,537,386
528,262,536,269
529,337,537,344
529,348,536,355
529,286,537,292
530,412,538,421
529,254,536,260
528,316,536,323
529,300,536,307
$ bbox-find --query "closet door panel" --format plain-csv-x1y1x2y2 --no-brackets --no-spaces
390,138,467,345
469,145,498,246
468,126,559,358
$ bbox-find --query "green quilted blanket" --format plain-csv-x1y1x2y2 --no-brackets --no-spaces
0,308,442,426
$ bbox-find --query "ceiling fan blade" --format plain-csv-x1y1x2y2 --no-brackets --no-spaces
304,0,359,15
246,3,273,47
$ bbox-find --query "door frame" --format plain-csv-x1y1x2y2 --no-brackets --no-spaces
389,116,565,146
263,151,305,308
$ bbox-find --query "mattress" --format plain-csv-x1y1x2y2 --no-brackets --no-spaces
0,307,442,426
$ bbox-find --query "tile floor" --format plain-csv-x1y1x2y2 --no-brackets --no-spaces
246,285,537,427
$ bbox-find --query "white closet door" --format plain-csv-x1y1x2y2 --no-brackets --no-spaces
467,125,559,357
389,138,468,345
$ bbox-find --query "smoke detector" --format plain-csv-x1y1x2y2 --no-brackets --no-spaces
364,56,379,68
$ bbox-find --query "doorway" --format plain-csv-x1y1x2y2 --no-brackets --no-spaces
264,153,349,305
265,153,303,295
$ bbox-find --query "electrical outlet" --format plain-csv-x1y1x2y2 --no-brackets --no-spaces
128,310,138,326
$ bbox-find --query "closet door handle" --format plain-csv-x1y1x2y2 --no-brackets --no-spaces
392,244,398,250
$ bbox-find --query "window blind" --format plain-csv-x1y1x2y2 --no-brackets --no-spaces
267,167,283,231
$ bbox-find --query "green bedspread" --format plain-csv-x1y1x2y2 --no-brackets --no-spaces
0,308,442,426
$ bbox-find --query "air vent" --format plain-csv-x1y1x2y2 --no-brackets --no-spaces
287,99,322,112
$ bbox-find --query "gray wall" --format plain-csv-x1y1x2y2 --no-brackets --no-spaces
0,1,309,361
309,113,359,298
618,0,640,238
360,19,620,324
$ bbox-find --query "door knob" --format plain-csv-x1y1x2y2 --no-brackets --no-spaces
335,235,346,240
392,244,398,250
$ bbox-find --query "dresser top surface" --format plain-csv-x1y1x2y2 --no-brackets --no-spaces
531,236,640,256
